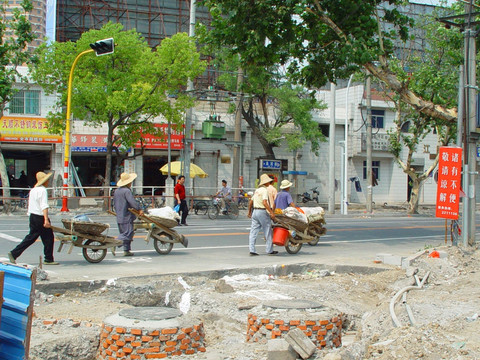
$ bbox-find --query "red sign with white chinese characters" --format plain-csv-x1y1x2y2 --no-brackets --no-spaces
435,146,462,220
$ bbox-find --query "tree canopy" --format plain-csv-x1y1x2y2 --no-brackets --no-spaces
200,0,458,122
32,22,205,184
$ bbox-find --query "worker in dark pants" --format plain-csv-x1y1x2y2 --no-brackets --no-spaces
114,172,144,256
8,171,58,265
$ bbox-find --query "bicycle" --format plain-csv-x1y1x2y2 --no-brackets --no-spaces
193,200,209,215
208,197,239,220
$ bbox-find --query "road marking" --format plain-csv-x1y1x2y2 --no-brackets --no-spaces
0,232,22,243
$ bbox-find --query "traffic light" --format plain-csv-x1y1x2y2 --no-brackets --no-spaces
89,38,114,56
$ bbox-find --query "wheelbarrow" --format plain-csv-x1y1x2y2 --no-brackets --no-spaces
109,209,188,255
51,219,122,263
273,214,327,254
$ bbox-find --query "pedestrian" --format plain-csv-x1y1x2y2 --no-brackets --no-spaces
275,179,295,210
174,175,189,225
114,172,144,256
214,179,232,212
7,171,59,265
266,176,277,212
247,174,277,256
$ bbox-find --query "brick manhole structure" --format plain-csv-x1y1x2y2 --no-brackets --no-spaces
246,299,343,349
98,307,206,359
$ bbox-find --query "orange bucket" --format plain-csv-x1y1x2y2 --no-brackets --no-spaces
272,227,289,246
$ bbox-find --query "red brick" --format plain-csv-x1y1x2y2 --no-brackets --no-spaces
105,338,113,345
131,341,142,347
110,345,118,352
194,324,203,330
326,323,334,330
162,328,178,335
289,320,300,326
172,351,182,356
105,349,112,356
165,346,176,352
102,342,109,349
131,355,141,360
279,325,290,331
142,336,154,342
116,327,126,334
274,320,284,325
148,330,160,336
181,338,191,344
116,340,125,347
320,320,329,325
261,319,270,324
104,325,113,332
185,350,195,355
145,354,168,359
176,333,186,340
123,347,133,354
43,319,57,326
305,320,316,326
131,329,143,335
265,324,274,330
116,351,125,357
111,334,120,340
150,341,161,346
166,341,177,346
100,331,109,339
198,346,206,352
320,340,327,347
124,336,135,342
317,329,327,336
179,344,189,350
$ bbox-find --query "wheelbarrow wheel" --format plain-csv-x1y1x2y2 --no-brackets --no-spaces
82,239,107,263
153,232,174,255
308,238,319,246
285,239,302,254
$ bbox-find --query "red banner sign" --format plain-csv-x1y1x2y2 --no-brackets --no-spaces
435,146,462,219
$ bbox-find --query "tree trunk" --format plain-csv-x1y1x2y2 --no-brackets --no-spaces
0,146,12,214
408,180,421,215
103,123,114,210
241,99,276,158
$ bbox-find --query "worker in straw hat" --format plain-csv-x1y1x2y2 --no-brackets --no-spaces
274,179,295,210
8,171,59,265
114,172,144,256
247,174,277,256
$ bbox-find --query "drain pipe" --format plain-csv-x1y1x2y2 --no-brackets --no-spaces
390,271,430,327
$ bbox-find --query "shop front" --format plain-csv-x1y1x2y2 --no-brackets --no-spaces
0,116,62,191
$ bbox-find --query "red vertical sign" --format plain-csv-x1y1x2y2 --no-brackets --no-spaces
435,146,462,219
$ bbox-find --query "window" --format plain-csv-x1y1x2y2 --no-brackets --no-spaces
10,90,40,115
363,161,380,181
371,109,384,129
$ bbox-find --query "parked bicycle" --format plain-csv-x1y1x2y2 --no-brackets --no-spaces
208,197,239,220
193,199,209,215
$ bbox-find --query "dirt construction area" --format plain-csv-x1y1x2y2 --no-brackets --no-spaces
30,245,480,360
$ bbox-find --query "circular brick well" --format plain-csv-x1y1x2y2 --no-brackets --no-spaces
246,300,343,349
98,307,206,359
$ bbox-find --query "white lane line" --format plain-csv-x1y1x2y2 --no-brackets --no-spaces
0,232,22,243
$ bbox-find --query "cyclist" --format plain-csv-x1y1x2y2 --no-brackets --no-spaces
214,179,232,212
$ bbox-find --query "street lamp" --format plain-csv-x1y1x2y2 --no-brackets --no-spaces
61,39,115,212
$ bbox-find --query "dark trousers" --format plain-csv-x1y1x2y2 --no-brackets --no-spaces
175,199,189,224
117,222,134,251
11,214,55,262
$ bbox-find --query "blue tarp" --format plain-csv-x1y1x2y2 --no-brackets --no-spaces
0,263,36,360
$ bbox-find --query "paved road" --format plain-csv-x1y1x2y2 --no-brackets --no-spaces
0,208,468,284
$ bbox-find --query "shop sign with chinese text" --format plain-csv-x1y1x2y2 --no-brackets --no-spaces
0,116,62,143
435,146,462,219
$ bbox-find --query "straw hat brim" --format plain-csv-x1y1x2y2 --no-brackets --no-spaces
258,175,274,187
117,173,137,187
35,172,53,187
280,181,293,189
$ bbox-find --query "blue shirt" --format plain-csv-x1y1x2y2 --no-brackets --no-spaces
275,190,293,210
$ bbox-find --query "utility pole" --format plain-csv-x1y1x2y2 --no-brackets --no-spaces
366,74,373,213
232,67,244,191
328,82,336,214
183,0,196,190
464,5,477,246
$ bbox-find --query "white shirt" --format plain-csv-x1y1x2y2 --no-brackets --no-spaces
28,186,49,216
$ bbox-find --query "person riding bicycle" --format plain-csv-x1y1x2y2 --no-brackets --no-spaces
214,179,232,212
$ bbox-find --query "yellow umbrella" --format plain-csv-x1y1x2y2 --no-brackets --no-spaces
159,161,208,178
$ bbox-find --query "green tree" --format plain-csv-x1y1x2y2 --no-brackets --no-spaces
32,22,205,188
200,0,458,122
0,0,36,212
385,7,462,214
200,43,326,159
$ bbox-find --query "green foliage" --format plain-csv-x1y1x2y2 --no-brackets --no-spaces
201,0,410,88
0,0,36,111
32,23,205,149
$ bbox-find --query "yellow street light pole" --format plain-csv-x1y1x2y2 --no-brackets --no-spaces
61,49,94,212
